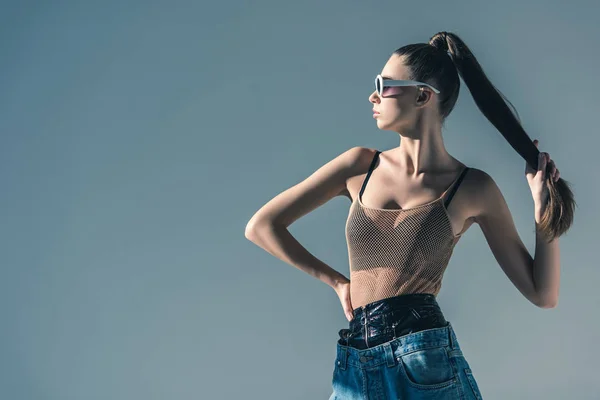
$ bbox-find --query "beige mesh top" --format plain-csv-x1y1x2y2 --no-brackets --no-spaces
345,150,470,309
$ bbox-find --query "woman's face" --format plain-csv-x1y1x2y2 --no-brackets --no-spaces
369,55,423,131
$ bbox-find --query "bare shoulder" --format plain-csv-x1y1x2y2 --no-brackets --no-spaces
337,146,380,200
462,166,491,188
339,146,375,168
317,146,376,178
461,167,503,222
336,146,379,168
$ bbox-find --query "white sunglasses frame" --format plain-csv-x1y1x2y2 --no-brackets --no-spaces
375,74,441,96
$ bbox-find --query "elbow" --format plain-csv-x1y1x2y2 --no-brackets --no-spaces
245,221,258,241
245,215,282,242
536,294,558,309
540,299,558,309
245,218,271,241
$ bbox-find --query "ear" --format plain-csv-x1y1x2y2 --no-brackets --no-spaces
415,88,430,105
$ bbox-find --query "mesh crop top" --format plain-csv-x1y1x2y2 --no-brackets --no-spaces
345,150,470,309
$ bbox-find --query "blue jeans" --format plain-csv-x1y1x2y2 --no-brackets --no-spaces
329,294,483,399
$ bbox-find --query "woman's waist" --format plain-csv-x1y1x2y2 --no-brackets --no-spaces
349,293,443,328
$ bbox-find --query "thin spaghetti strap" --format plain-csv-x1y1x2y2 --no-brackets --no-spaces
444,167,470,209
359,150,381,200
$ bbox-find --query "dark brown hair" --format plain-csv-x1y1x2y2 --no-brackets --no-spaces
392,31,576,242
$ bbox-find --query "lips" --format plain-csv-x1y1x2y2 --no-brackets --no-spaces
372,109,380,114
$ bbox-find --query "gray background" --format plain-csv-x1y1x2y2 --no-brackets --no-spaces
1,0,598,399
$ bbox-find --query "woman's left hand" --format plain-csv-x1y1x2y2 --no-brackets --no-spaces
526,139,559,220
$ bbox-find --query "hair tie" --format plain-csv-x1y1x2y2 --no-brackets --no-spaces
431,32,450,56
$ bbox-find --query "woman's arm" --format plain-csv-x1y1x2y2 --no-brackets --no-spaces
532,221,560,308
244,146,373,289
474,169,559,308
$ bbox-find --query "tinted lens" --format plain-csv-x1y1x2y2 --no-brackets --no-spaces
375,76,381,95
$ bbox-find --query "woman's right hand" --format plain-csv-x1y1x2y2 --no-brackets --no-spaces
334,279,354,322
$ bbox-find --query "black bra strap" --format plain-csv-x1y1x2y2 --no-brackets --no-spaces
359,150,381,200
443,167,470,208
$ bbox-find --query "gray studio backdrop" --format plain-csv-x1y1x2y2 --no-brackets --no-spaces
1,1,598,399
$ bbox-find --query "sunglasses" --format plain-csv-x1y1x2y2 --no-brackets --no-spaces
375,74,440,97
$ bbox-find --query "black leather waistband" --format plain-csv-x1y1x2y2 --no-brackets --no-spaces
339,293,448,350
352,293,439,315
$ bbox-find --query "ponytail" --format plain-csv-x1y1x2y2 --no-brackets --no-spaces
393,32,576,242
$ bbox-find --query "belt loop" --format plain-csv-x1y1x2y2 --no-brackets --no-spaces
383,342,395,368
447,321,455,350
339,347,348,370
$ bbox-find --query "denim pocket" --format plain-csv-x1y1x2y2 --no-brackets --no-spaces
396,345,457,389
465,368,483,399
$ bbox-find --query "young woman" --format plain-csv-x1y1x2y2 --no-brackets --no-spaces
245,31,575,399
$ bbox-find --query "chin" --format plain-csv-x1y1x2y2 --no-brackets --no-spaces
375,119,392,130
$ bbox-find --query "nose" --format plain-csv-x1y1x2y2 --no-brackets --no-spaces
369,90,380,104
